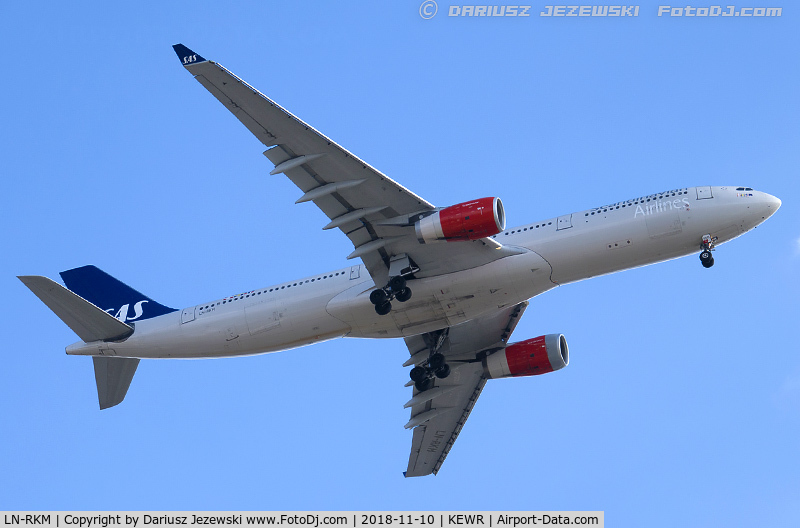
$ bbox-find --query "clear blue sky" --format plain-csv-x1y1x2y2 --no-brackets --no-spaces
2,1,798,525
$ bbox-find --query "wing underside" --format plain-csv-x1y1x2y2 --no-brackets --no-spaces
174,45,521,285
403,302,528,477
171,45,535,476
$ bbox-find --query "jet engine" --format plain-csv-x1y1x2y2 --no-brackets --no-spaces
482,334,569,379
415,197,505,243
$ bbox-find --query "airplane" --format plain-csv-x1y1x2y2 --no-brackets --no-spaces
19,44,781,478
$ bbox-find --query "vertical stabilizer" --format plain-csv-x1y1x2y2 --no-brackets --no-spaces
60,265,176,323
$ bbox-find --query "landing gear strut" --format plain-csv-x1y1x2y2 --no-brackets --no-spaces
699,234,717,268
369,275,412,315
409,352,451,392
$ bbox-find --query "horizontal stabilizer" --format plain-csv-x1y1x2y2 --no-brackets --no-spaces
18,276,134,342
93,357,140,409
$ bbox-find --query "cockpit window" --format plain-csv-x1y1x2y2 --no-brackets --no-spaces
736,187,754,191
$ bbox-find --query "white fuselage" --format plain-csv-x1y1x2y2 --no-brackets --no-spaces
66,186,780,359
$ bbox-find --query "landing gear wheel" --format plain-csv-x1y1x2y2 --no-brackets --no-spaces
428,353,445,370
369,288,388,305
395,287,412,302
700,250,714,268
415,377,435,392
388,275,407,292
699,234,717,269
434,364,451,379
375,301,392,315
410,366,427,382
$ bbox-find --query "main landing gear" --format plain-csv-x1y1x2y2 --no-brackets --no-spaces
699,234,717,268
409,352,451,392
369,275,412,315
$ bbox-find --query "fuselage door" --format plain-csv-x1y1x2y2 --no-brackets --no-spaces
696,186,713,200
181,306,196,324
557,214,573,231
349,265,361,280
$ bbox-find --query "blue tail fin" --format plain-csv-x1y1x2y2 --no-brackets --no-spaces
59,265,177,323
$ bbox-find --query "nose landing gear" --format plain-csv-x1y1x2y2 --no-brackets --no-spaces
369,275,412,315
699,234,717,268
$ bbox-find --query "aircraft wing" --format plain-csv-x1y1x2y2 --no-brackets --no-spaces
402,301,528,477
173,44,523,286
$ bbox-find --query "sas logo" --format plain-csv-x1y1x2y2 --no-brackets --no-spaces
105,301,149,322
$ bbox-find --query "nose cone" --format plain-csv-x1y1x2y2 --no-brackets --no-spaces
766,193,782,209
744,191,782,230
761,192,781,220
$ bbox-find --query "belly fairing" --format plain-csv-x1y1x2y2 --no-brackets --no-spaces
326,250,555,338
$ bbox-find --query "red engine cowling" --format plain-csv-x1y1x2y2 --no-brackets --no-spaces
482,334,569,379
415,197,505,243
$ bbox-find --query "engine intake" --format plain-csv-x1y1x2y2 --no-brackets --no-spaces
415,197,505,243
483,334,569,379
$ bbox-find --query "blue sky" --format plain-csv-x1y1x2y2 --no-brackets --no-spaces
1,1,798,525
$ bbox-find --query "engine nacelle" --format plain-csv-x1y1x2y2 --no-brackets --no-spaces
482,334,569,379
415,197,505,243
